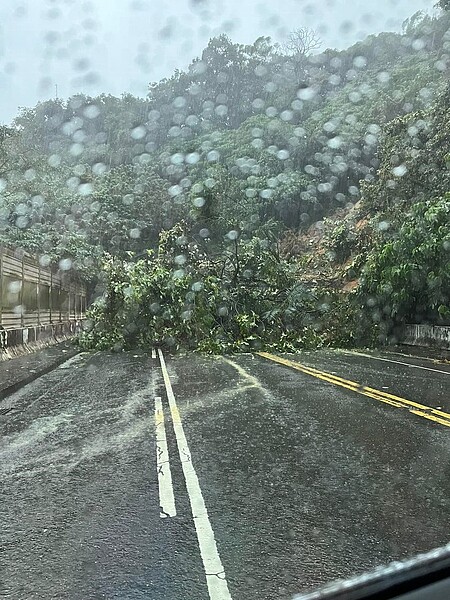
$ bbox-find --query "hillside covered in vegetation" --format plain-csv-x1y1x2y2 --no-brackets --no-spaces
0,4,449,352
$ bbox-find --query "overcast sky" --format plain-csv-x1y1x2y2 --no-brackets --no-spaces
0,0,434,124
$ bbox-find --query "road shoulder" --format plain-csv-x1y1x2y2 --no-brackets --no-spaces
0,341,79,401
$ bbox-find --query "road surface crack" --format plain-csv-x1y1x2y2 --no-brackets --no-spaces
206,571,227,580
160,506,171,518
156,444,164,460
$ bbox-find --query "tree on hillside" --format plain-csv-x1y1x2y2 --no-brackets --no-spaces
437,0,450,11
359,196,450,329
85,164,179,257
0,126,15,174
198,34,278,128
284,28,322,56
283,28,321,81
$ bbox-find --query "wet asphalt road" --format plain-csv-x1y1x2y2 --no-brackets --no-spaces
1,348,450,600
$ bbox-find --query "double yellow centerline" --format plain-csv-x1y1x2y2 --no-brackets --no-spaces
257,352,450,429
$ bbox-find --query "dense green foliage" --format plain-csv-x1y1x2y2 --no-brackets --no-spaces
79,224,362,353
1,4,450,351
359,197,450,330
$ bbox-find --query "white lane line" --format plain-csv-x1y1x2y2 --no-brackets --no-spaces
151,348,156,359
381,349,449,365
343,350,450,376
155,396,176,518
158,349,232,600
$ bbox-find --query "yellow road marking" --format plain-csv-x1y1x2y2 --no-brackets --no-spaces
257,352,450,429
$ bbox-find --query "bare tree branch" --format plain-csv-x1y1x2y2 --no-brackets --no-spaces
283,27,322,57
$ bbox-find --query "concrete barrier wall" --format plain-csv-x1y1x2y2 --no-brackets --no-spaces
0,321,84,361
0,246,88,329
401,324,450,350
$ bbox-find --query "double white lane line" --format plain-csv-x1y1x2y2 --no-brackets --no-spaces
154,349,232,600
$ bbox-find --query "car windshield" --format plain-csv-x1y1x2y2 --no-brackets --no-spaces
0,1,449,599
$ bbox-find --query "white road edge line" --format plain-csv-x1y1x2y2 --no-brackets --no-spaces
343,350,450,376
158,349,233,600
155,396,176,518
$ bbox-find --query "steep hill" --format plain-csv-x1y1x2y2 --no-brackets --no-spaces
0,6,449,350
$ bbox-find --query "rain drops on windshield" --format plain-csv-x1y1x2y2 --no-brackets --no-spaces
1,1,450,600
